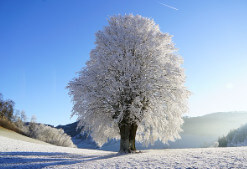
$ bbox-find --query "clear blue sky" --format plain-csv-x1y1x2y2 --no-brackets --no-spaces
1,0,247,126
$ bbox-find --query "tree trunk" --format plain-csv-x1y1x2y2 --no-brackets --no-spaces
129,123,138,151
119,122,138,153
119,123,131,153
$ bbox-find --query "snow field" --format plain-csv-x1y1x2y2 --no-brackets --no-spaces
0,126,49,145
1,135,247,168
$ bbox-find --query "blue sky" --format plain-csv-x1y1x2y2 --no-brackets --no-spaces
0,0,247,126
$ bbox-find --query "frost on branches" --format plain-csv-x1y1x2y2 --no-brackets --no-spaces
68,14,189,153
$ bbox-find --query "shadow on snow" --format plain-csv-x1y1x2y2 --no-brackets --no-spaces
0,151,118,168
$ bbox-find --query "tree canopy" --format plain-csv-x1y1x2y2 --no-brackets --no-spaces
0,93,15,121
68,15,189,152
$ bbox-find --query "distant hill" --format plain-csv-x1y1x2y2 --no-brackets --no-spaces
56,111,247,151
168,111,247,148
56,122,97,149
183,111,247,137
56,121,81,137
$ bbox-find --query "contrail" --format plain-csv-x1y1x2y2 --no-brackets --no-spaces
159,2,178,10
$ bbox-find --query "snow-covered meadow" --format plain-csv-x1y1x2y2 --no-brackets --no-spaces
1,135,247,169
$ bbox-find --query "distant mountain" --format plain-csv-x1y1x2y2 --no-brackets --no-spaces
56,122,98,149
56,111,247,151
56,121,81,137
168,111,247,148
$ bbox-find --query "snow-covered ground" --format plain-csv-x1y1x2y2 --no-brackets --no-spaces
0,127,49,145
1,135,247,168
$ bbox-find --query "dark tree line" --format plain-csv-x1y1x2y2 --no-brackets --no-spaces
218,123,247,147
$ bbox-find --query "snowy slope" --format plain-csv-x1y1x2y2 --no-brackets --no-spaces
0,126,49,145
1,135,247,168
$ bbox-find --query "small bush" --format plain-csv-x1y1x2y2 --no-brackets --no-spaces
218,136,227,147
1,117,75,148
27,123,75,147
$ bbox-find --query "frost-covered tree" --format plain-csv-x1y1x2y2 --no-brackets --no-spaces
0,93,15,121
26,122,75,147
29,115,37,137
218,123,247,147
13,110,29,134
32,124,75,147
20,110,27,122
68,14,189,153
